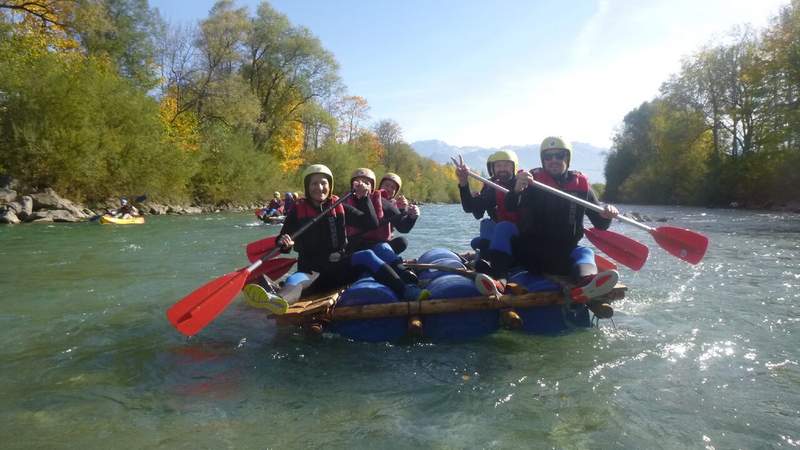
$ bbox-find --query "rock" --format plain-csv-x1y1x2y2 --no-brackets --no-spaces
6,201,21,214
30,188,88,219
184,206,202,214
0,208,20,224
0,188,17,203
26,209,84,223
139,201,163,215
20,195,33,218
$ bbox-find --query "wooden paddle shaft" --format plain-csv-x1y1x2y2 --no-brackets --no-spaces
464,169,655,233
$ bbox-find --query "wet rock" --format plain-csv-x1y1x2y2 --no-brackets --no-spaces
27,209,83,222
30,189,87,219
0,208,20,224
20,196,33,218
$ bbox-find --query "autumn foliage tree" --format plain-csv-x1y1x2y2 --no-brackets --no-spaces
605,1,800,207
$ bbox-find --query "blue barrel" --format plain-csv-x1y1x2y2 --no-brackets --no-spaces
418,258,467,282
329,277,406,342
421,274,499,340
417,248,461,264
508,271,591,334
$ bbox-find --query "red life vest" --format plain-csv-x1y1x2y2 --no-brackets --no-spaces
345,191,391,242
294,195,344,220
494,188,521,223
532,168,589,194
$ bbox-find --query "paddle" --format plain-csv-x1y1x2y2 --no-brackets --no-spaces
496,166,708,264
584,227,648,271
452,158,650,270
594,253,617,272
246,257,296,283
246,236,278,263
167,192,353,336
89,194,148,221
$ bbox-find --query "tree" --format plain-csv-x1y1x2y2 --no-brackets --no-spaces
77,0,165,90
338,95,369,143
372,119,402,149
243,2,342,150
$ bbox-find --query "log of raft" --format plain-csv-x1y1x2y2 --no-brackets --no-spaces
274,282,626,326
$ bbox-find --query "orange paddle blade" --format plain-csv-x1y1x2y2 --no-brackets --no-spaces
650,226,708,265
584,227,649,271
167,269,250,337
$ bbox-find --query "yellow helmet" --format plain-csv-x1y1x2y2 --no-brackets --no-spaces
379,172,402,197
350,167,376,191
486,149,519,177
273,191,280,198
302,164,334,198
540,136,572,166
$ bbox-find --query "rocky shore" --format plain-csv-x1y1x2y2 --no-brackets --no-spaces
1,182,798,225
0,184,263,225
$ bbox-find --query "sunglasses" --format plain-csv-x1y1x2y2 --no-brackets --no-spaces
542,150,568,161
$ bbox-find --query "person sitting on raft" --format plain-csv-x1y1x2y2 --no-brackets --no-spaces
505,136,619,304
375,172,420,255
282,192,295,215
243,164,428,313
343,168,419,283
109,197,139,219
258,192,284,219
454,149,521,277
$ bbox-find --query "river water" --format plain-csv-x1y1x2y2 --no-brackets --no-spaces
1,204,798,449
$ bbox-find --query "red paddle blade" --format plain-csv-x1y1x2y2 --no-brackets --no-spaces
585,227,649,271
651,226,708,265
167,269,250,336
246,257,296,283
594,253,618,272
246,236,278,262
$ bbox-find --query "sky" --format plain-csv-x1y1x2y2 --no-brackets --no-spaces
150,0,789,149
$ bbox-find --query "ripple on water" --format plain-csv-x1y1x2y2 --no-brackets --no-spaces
2,206,800,448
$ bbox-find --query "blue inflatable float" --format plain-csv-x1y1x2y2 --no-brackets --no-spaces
271,248,622,342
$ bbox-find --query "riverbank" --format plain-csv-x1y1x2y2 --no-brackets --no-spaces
1,182,798,225
0,184,266,225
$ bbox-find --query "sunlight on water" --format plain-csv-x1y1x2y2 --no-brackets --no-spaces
1,205,799,448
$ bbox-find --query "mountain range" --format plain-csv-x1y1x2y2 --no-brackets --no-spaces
410,140,610,184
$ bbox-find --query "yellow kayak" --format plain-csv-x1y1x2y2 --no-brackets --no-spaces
99,215,145,225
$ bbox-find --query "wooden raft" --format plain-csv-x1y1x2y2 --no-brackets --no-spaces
273,279,627,327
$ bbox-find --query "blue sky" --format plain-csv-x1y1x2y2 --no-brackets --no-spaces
150,0,788,149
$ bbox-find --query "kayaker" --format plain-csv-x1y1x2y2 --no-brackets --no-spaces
377,172,420,255
267,191,284,216
258,192,284,219
243,164,428,313
454,149,521,277
505,136,619,303
110,197,139,219
283,192,295,215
